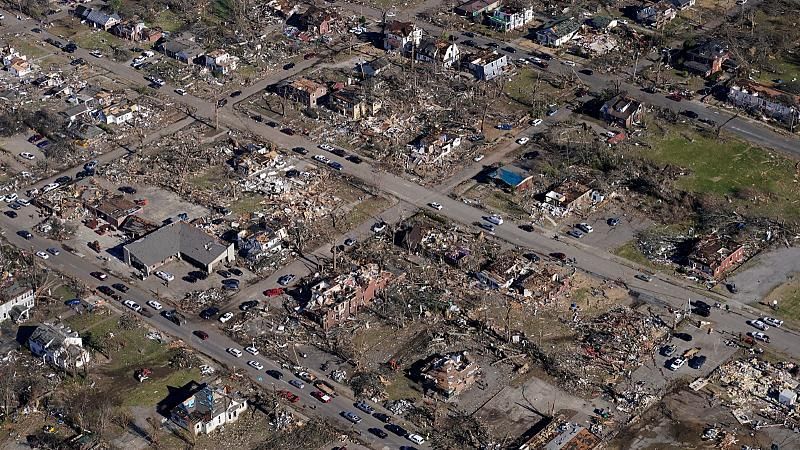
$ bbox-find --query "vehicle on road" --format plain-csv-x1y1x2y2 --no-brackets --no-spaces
329,148,347,157
289,379,305,389
248,360,264,370
688,355,707,369
98,286,114,296
516,137,530,145
19,152,35,160
429,202,443,210
673,332,693,342
762,317,783,328
112,283,129,292
240,300,259,311
267,370,283,380
54,176,71,184
216,98,227,107
91,271,108,280
123,300,142,312
342,411,362,424
386,424,408,436
374,412,392,423
279,390,300,403
155,271,174,282
485,214,503,225
567,229,584,239
193,330,209,340
230,90,242,97
277,274,295,286
478,222,495,233
577,223,593,233
65,299,81,307
749,320,768,331
219,312,234,323
174,88,187,95
313,155,330,164
607,217,620,226
280,128,295,135
245,346,259,355
346,155,363,164
355,401,374,414
292,146,308,154
343,238,356,247
669,357,686,371
473,154,485,162
661,344,676,357
750,331,770,343
328,161,343,171
311,391,332,403
681,110,699,119
35,251,49,260
200,307,220,319
4,211,17,218
580,68,594,75
503,46,516,53
162,309,186,326
147,300,162,310
371,222,387,233
530,118,543,126
634,274,652,282
369,428,389,439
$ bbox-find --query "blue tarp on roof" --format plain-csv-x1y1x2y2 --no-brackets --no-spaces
490,165,530,187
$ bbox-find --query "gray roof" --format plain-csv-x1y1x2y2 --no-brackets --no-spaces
29,324,77,349
85,9,120,26
124,221,230,267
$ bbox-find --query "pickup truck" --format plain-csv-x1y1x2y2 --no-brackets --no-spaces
314,380,336,396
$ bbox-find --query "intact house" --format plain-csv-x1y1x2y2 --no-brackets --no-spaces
28,323,90,371
688,235,745,279
112,21,163,43
86,195,142,228
419,351,479,400
416,38,460,68
465,50,509,81
455,0,501,21
488,164,533,191
488,6,534,32
297,5,336,34
97,103,138,125
170,384,247,436
383,20,422,54
304,264,395,330
634,1,677,29
75,7,121,31
408,129,462,164
727,83,800,129
202,49,239,75
123,221,235,277
278,77,328,109
536,18,582,47
355,57,392,78
0,284,34,323
476,252,532,289
682,40,729,77
158,37,204,64
328,87,382,120
600,94,644,129
63,103,96,122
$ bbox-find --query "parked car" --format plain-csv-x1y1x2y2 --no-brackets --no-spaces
155,271,174,282
292,146,308,155
681,110,699,119
634,274,652,282
311,391,332,403
174,88,187,95
147,300,162,310
485,214,503,225
371,222,387,233
688,355,707,369
661,344,676,357
762,317,783,328
355,401,374,414
227,348,243,357
46,247,60,255
245,346,259,355
344,238,357,247
278,274,295,286
369,428,388,439
668,357,686,371
248,360,264,370
607,217,620,227
283,63,295,70
516,137,530,145
200,307,220,319
328,161,343,171
750,331,770,343
576,223,594,233
342,411,362,424
567,229,584,239
240,300,259,311
230,90,242,97
407,434,425,445
35,251,49,260
373,412,392,423
4,211,16,218
289,379,305,389
19,152,35,160
530,118,543,126
749,320,769,331
193,330,209,340
429,202,443,210
219,312,234,323
112,283,129,292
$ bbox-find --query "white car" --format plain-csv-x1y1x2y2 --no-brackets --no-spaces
247,360,264,370
485,214,503,225
762,317,783,328
318,143,334,151
143,50,155,57
146,300,163,310
750,320,768,331
577,223,594,233
245,346,259,355
35,251,49,260
89,50,103,58
174,88,187,96
429,202,442,210
669,357,686,371
219,312,234,323
5,193,17,202
407,434,425,445
473,154,485,162
124,300,142,312
314,154,330,164
42,183,60,193
155,271,174,282
227,348,243,357
563,60,576,66
751,331,770,342
516,137,530,145
19,152,35,160
371,222,387,233
15,198,30,207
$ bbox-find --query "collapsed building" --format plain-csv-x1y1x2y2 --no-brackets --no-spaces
419,351,480,400
170,383,248,435
687,234,745,279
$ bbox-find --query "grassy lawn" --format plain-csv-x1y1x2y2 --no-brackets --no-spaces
230,195,264,215
65,311,110,332
122,368,198,407
153,10,185,33
614,240,659,271
72,29,127,53
505,68,557,108
756,278,800,327
11,40,50,59
384,373,421,401
191,165,230,190
84,317,172,372
52,284,78,300
484,190,528,218
333,196,392,234
643,131,800,221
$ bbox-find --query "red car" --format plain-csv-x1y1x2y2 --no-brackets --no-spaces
310,391,332,403
549,252,567,261
280,128,295,135
278,390,300,403
193,330,209,340
264,288,284,297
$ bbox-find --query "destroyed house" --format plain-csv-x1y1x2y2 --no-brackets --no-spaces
304,264,394,330
476,252,531,289
0,284,34,323
97,103,137,125
542,181,602,216
465,50,509,81
420,351,479,399
455,0,501,20
28,323,90,371
672,0,696,10
170,384,247,435
416,38,460,67
727,83,800,128
328,87,381,120
123,221,235,276
279,78,328,109
488,165,533,191
356,57,391,78
298,5,335,34
409,130,462,163
87,195,142,228
688,236,744,279
383,20,422,53
233,149,283,178
513,268,571,301
683,40,729,77
112,21,163,43
634,1,677,28
600,94,643,128
202,49,239,75
536,18,581,47
488,6,534,32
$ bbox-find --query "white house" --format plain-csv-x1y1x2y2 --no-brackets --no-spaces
383,20,422,54
202,49,239,75
0,285,34,323
97,104,137,125
171,384,248,435
28,323,90,371
416,38,460,68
